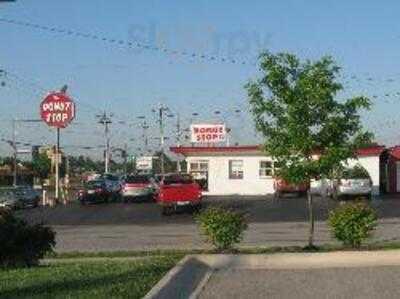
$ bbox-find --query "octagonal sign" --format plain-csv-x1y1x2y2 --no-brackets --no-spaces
40,92,75,128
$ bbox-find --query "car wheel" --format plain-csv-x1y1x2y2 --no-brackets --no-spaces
191,203,202,214
162,206,173,216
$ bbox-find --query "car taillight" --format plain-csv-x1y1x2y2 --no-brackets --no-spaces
95,188,103,193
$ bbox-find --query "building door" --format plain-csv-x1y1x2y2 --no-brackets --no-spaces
396,162,400,192
189,160,209,191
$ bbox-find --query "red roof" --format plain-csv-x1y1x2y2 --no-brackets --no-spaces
388,146,400,159
170,145,262,155
355,146,385,157
170,145,385,157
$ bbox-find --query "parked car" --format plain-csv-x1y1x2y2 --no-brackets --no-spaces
121,174,155,202
155,173,202,215
0,186,40,209
332,166,372,199
101,173,122,195
15,186,41,208
274,178,309,198
0,189,22,210
78,180,110,204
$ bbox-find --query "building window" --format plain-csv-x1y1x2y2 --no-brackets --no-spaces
259,161,273,178
229,160,243,179
189,160,209,191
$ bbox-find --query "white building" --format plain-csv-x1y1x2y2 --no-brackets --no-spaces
170,145,384,196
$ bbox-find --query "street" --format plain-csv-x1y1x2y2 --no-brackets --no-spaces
17,195,400,252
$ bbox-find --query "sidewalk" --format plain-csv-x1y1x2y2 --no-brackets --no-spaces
145,250,400,299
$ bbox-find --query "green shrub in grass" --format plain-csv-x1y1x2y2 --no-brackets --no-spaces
0,208,56,267
196,207,248,251
328,201,377,248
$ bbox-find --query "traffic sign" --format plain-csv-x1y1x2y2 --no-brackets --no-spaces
40,92,75,128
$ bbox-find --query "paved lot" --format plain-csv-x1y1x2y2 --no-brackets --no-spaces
17,195,400,252
199,266,400,299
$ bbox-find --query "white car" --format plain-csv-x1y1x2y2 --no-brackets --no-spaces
334,178,372,199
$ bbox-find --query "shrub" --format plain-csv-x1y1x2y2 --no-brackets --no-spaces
328,201,377,248
196,207,248,251
0,208,56,267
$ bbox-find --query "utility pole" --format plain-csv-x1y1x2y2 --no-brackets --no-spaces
124,143,128,173
141,120,149,153
154,104,169,175
12,118,17,186
97,112,113,173
176,113,182,172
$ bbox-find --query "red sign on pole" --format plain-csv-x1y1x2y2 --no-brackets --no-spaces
40,92,75,128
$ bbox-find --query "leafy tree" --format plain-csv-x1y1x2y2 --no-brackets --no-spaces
246,51,372,247
31,153,51,180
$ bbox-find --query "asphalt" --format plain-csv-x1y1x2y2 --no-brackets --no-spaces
199,266,400,299
16,195,400,252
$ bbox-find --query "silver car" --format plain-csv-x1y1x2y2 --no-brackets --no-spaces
332,166,372,199
335,178,372,198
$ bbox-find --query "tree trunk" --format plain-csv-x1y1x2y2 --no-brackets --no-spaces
307,190,314,247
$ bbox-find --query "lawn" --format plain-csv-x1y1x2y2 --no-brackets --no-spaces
0,255,181,299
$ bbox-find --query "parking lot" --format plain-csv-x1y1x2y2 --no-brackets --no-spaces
17,195,400,252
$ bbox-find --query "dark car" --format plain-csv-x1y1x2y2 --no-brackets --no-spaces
0,186,40,210
78,180,110,204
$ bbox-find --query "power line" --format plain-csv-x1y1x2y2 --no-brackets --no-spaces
0,17,255,66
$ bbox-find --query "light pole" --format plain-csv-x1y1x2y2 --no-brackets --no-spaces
97,112,113,173
152,104,169,175
137,116,149,153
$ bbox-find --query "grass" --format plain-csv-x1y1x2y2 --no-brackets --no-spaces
46,240,400,260
0,255,182,299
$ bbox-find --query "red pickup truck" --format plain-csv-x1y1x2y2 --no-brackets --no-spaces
155,174,202,215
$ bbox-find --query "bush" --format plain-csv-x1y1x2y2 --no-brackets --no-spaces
196,207,248,251
0,208,56,267
328,201,377,248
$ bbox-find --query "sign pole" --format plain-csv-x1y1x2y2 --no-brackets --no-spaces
55,127,60,202
40,86,74,204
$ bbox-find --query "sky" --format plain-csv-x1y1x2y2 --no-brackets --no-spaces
1,0,400,160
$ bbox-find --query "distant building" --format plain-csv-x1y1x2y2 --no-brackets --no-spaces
170,145,385,196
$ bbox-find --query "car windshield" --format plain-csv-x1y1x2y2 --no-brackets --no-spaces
125,176,150,184
86,181,104,189
163,174,193,185
341,166,371,180
103,174,119,181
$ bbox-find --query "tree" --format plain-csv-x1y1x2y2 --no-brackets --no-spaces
246,51,372,248
31,153,51,180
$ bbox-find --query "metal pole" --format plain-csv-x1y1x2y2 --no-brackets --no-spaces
105,120,109,173
159,105,165,175
176,113,181,172
55,128,60,202
124,143,128,173
12,118,17,186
